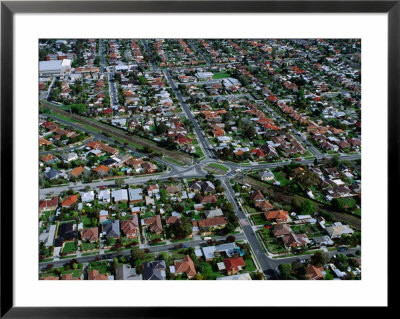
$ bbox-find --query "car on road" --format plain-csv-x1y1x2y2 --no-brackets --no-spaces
338,246,348,252
218,160,224,163
182,244,188,248
99,186,106,190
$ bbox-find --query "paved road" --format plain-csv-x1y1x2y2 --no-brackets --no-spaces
141,39,156,71
163,69,215,160
39,233,246,271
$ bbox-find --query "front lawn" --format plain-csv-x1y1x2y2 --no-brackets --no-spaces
62,241,76,254
80,242,98,251
251,213,265,225
244,257,256,272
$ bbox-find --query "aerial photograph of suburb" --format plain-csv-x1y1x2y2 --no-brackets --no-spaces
38,39,361,280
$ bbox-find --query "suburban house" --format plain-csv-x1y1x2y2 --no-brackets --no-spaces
115,264,142,280
80,191,95,203
258,169,275,181
39,197,58,213
223,257,246,275
170,255,197,279
325,222,354,238
87,269,109,280
282,233,310,248
61,195,78,208
199,195,218,204
142,261,166,280
55,222,77,247
98,189,111,203
306,264,325,280
80,227,99,242
217,273,252,280
112,189,129,203
69,166,85,178
120,215,139,239
128,188,143,204
194,216,227,235
264,210,289,223
272,224,292,237
102,220,121,239
204,208,224,219
142,215,163,234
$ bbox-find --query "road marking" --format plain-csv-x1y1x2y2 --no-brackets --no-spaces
240,219,249,226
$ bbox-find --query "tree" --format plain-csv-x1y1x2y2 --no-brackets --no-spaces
278,263,292,280
115,179,125,188
310,251,328,267
301,199,316,215
130,247,146,263
168,217,192,239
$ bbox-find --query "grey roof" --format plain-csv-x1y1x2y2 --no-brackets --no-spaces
115,264,142,280
45,169,62,179
39,60,63,72
217,273,252,280
112,189,128,202
128,188,143,202
103,220,120,238
142,261,166,280
201,181,216,193
204,208,224,219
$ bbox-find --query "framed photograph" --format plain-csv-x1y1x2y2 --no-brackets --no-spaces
1,0,394,316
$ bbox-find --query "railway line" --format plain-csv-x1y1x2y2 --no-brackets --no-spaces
41,102,193,164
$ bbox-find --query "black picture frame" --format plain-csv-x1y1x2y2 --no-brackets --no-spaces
1,0,394,317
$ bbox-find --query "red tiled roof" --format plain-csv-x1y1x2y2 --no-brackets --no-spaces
223,257,245,272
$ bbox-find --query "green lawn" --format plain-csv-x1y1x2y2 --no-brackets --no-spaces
272,170,290,187
213,72,231,79
244,205,257,214
195,146,204,157
258,229,287,254
244,258,256,272
80,242,98,251
207,163,229,172
62,241,76,254
251,213,265,226
164,157,185,166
